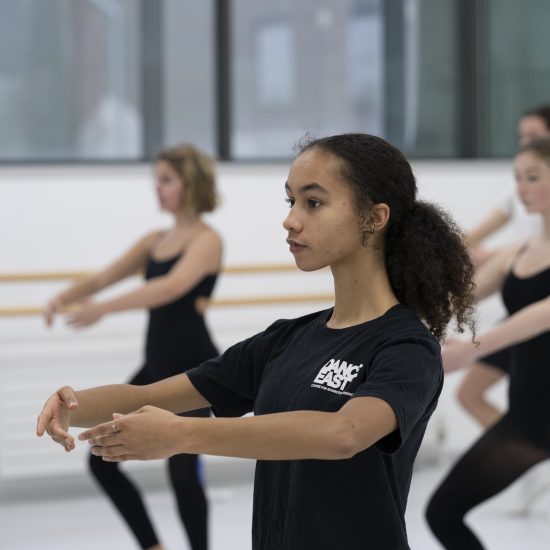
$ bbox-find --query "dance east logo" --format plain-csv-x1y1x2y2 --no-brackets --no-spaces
311,358,364,396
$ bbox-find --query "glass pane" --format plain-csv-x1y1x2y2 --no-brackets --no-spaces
231,0,458,159
402,0,458,157
231,0,385,159
0,0,142,161
479,0,550,157
162,0,216,156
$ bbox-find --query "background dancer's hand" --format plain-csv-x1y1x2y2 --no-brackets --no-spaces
64,299,104,328
441,338,477,373
36,386,79,452
43,297,64,327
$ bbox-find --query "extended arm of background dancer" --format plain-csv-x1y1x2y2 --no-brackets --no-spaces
443,295,550,373
36,374,397,462
43,232,156,325
442,241,543,372
44,230,220,328
465,201,512,270
465,207,511,249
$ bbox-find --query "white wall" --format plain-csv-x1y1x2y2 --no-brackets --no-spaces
0,159,519,490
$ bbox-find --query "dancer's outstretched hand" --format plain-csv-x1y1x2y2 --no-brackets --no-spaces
36,386,79,452
79,406,181,462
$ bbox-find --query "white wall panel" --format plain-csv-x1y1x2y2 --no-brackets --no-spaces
0,159,517,492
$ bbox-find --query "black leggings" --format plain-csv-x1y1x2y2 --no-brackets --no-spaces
426,414,549,549
89,366,210,550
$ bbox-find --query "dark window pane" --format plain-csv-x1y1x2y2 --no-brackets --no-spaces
162,0,216,156
403,0,458,157
479,0,550,157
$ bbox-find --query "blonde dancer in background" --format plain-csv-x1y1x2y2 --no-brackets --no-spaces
44,144,221,550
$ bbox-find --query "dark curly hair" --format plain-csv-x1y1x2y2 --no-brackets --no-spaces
297,133,477,342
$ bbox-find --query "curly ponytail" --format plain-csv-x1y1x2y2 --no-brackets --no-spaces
385,201,476,341
298,133,476,341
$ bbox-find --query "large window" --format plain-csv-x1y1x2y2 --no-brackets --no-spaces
0,0,215,161
231,0,386,158
0,0,548,161
229,0,459,158
0,0,142,161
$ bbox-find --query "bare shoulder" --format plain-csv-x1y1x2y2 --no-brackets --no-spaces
194,223,223,249
139,229,165,251
178,224,223,274
168,234,222,281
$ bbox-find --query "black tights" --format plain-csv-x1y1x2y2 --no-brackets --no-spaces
426,414,549,549
89,452,208,549
89,365,209,549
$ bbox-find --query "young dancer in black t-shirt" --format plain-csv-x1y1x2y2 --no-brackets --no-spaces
37,133,476,550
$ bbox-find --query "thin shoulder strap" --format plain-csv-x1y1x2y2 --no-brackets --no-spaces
510,241,530,270
146,230,167,258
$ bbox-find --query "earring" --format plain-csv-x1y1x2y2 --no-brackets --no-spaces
361,224,375,248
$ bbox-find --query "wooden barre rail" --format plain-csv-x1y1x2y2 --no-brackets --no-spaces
0,263,303,283
0,263,333,318
0,294,334,318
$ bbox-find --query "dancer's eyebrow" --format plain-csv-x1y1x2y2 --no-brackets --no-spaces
285,182,329,194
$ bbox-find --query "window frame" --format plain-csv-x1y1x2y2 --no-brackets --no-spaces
0,0,536,164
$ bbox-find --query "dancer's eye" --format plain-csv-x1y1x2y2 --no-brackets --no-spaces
307,199,322,209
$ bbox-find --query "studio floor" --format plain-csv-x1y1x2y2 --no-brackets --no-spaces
1,456,550,549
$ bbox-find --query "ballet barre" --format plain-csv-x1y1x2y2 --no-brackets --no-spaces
0,263,305,283
0,264,333,317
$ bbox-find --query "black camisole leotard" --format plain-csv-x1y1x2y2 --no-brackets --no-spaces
501,246,550,450
425,245,550,550
89,252,217,549
143,253,219,383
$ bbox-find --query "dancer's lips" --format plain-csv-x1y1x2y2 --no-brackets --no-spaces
519,196,531,208
286,239,306,253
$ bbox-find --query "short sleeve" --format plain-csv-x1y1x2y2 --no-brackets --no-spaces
186,320,288,417
352,338,443,454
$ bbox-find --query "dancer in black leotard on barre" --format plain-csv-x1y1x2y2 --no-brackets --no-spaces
426,136,550,549
44,144,221,550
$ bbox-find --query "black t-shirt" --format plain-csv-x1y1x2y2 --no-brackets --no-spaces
187,304,443,550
